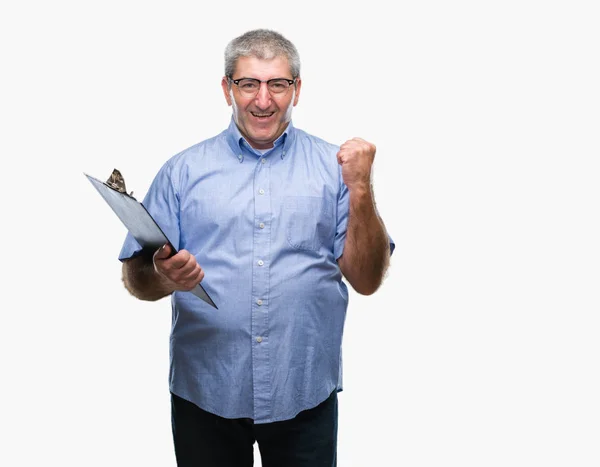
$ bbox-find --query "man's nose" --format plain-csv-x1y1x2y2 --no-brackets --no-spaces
254,82,272,107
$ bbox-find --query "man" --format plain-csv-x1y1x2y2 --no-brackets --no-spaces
120,29,394,466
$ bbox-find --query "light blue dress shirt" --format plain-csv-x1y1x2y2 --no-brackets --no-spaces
119,118,395,423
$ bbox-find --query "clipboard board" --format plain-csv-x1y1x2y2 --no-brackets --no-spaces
84,170,217,309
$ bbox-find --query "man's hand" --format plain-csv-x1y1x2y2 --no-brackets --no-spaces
336,137,376,191
153,244,205,292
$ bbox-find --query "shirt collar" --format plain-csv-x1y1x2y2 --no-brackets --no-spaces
226,117,296,162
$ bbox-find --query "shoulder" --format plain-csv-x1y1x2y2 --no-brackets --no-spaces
167,130,228,169
292,127,341,171
151,129,228,193
292,127,343,186
293,127,340,154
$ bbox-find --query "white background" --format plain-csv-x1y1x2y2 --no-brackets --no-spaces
1,1,599,466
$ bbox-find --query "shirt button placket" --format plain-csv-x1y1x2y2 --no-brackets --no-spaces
251,155,271,420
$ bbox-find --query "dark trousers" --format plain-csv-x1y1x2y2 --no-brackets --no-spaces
171,391,338,467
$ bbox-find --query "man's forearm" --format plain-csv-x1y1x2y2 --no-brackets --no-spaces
339,186,390,295
122,255,174,301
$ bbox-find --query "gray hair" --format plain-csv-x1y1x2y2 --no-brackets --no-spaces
224,29,301,79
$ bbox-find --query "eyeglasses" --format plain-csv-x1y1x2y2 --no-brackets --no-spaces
229,77,296,98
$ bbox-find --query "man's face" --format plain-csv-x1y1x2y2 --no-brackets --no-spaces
221,55,301,150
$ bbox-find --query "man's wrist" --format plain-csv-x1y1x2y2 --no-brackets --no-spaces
348,183,376,209
348,182,372,197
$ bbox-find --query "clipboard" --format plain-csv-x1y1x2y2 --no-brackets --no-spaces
84,170,217,309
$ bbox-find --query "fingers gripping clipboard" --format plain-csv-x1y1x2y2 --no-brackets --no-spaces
85,170,217,309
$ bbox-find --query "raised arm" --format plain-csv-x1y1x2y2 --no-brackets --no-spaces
336,138,391,295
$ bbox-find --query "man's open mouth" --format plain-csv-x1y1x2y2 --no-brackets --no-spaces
251,112,275,118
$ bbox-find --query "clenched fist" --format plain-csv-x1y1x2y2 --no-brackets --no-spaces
153,244,205,292
336,137,376,191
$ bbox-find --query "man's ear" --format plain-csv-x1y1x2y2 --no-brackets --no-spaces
221,77,232,106
293,77,302,107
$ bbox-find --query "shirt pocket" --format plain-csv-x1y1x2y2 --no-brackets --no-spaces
284,196,335,252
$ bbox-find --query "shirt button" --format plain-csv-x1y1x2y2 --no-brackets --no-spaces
256,336,263,343
257,299,263,306
259,222,265,229
261,158,266,164
257,260,264,266
258,188,265,195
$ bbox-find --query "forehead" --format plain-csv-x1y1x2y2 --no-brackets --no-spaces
233,55,292,79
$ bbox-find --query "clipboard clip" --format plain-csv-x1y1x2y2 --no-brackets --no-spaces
105,168,136,199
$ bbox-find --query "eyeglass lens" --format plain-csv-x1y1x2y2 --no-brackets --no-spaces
236,79,292,96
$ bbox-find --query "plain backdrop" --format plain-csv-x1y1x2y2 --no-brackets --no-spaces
1,1,599,466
